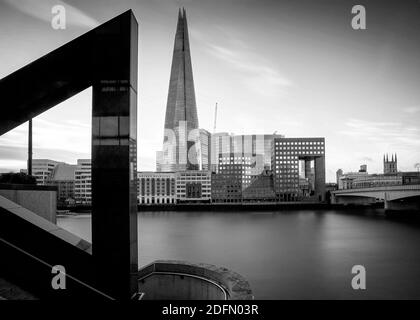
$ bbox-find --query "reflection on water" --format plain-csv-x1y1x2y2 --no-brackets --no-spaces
57,209,420,299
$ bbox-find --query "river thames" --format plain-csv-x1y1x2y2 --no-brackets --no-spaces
58,209,420,299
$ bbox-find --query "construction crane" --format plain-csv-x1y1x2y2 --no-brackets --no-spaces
213,102,218,134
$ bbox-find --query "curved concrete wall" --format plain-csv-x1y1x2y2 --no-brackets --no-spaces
139,273,226,300
138,260,253,300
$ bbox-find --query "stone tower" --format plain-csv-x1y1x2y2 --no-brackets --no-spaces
384,153,397,174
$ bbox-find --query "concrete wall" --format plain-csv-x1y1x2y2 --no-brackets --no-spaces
385,197,420,211
315,156,326,201
0,184,57,223
138,260,253,300
333,195,376,206
139,273,226,300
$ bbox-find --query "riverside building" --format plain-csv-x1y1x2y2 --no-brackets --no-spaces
271,137,326,202
137,172,176,204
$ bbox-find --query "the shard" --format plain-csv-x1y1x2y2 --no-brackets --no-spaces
159,8,199,171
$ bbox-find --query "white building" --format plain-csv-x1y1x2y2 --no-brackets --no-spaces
352,174,402,189
31,159,60,185
198,129,211,171
74,159,91,205
336,166,369,190
175,170,212,202
137,172,176,204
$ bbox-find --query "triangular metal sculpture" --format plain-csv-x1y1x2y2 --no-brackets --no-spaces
0,10,138,300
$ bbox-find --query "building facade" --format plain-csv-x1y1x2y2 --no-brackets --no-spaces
271,137,326,202
176,170,211,203
242,170,276,202
74,159,91,205
46,163,77,206
351,174,402,189
210,133,284,174
211,153,253,203
31,159,59,185
335,161,418,190
211,173,242,203
137,172,176,204
198,129,211,171
336,165,369,190
384,153,397,174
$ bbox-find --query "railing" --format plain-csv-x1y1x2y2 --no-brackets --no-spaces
333,184,420,194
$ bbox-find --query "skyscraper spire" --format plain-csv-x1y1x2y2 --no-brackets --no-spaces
160,8,199,171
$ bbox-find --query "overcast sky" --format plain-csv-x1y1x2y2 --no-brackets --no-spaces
0,0,419,182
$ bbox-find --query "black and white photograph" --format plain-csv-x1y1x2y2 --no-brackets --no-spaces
0,0,420,310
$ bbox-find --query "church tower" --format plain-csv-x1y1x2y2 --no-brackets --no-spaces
383,153,397,174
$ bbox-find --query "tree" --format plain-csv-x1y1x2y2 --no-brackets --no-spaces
0,172,37,185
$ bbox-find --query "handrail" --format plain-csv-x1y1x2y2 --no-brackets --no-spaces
0,236,114,300
138,271,229,300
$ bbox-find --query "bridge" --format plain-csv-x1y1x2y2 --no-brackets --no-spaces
331,184,420,210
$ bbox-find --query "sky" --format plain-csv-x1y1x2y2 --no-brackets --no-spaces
0,0,419,182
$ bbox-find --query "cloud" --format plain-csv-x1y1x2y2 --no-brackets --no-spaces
403,106,420,114
3,0,99,29
359,156,374,162
0,160,27,173
207,43,292,97
0,118,91,162
339,118,420,148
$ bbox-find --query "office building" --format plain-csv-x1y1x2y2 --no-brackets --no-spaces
336,165,369,189
176,170,211,203
198,129,211,171
271,137,326,201
75,159,91,205
137,172,176,204
242,170,276,202
351,174,402,189
30,159,60,185
211,153,253,203
46,163,77,206
210,133,284,173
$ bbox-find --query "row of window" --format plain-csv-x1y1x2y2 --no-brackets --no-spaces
275,141,324,146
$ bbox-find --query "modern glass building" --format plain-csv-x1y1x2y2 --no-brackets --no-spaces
210,133,284,173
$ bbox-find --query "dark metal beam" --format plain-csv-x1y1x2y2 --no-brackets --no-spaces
28,120,32,176
0,10,139,300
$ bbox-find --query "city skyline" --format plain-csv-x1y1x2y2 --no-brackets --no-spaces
0,0,420,182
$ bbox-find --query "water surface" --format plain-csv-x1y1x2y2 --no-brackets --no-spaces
57,209,420,299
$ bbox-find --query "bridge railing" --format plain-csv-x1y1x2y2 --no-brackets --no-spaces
332,184,420,194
